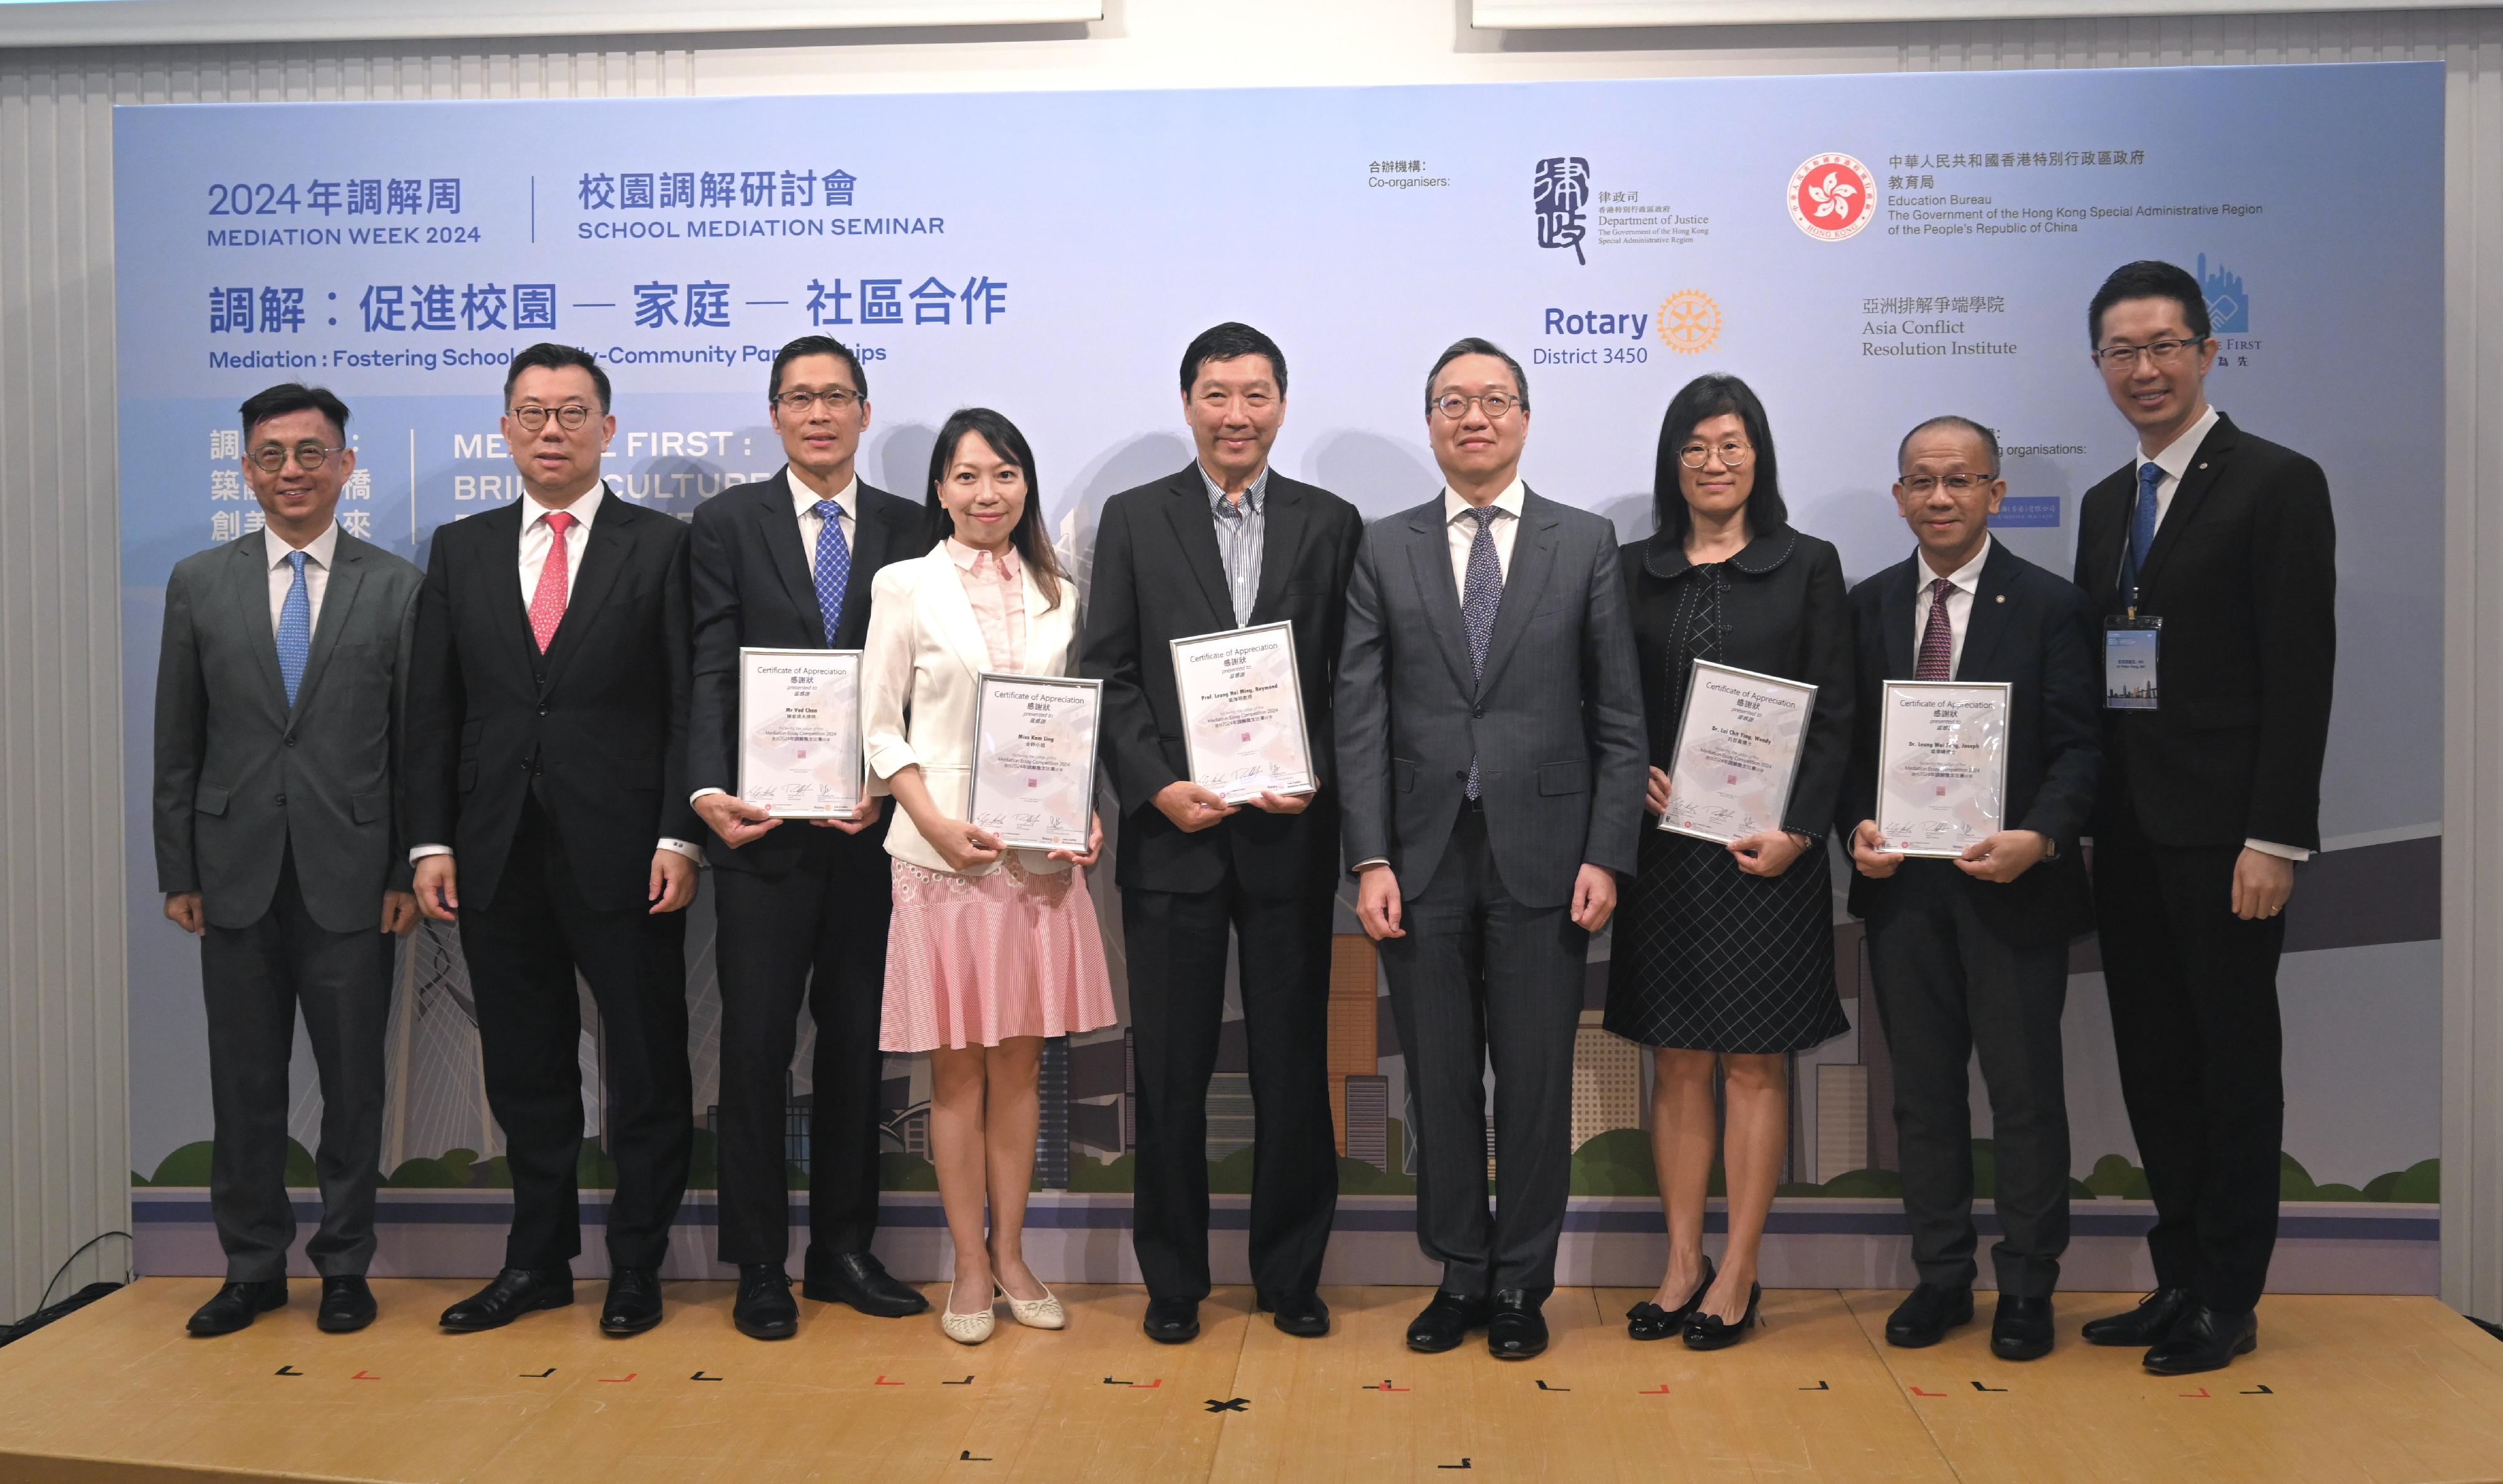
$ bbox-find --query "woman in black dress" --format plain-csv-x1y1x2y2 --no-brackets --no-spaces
1607,374,1853,1349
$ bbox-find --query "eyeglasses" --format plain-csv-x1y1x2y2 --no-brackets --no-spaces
773,389,862,414
1430,392,1521,420
1679,440,1751,470
2092,337,2205,370
507,403,596,432
248,442,347,473
1899,472,1997,495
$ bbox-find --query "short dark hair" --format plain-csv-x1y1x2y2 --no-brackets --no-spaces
923,407,1068,612
1896,415,2001,475
1651,373,1786,544
2088,259,2211,347
770,335,869,403
238,382,349,444
1424,337,1530,414
503,342,611,410
1178,322,1287,399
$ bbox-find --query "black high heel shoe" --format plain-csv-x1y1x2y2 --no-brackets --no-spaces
1627,1255,1716,1341
1681,1281,1762,1351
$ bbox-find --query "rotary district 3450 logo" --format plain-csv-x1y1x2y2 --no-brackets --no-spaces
1788,153,1875,241
1655,290,1721,355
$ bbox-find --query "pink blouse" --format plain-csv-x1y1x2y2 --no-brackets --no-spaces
946,537,1027,673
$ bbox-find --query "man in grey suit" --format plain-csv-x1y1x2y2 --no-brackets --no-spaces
1337,338,1646,1361
153,383,421,1337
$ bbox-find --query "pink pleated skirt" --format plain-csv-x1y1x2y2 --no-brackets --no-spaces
879,855,1118,1052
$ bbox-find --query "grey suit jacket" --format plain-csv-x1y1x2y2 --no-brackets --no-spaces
1335,487,1646,910
153,529,422,933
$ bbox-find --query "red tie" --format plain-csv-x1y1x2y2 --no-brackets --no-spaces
529,510,575,653
1916,576,1955,680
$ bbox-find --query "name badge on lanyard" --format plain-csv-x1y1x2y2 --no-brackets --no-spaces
2104,616,2160,710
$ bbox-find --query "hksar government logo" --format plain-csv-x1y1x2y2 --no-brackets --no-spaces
1655,290,1721,355
1787,153,1875,241
1533,156,1593,265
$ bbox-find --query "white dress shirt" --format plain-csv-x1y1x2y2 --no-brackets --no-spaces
691,469,860,809
2133,404,2305,863
1444,479,1526,591
1910,534,1991,680
263,522,339,633
414,481,701,866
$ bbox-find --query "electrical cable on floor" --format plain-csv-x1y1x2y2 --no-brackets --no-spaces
1,1230,133,1347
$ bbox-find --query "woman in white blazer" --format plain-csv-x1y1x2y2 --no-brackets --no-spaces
860,407,1116,1344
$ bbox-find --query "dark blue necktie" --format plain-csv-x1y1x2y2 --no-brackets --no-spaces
2129,462,2163,581
275,551,311,706
1459,506,1502,800
811,499,850,646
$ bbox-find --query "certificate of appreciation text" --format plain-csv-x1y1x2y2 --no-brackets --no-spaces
967,672,1102,852
1875,679,2011,857
1170,621,1316,805
1659,660,1817,844
736,647,864,818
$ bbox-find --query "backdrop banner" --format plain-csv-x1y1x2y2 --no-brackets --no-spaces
115,62,2444,1289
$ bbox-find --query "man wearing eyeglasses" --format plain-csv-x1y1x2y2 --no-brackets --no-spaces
2070,260,2336,1375
406,343,703,1337
1336,337,1645,1361
683,335,930,1338
153,383,422,1337
1840,416,2101,1363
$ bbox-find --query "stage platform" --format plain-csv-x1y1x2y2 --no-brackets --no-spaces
3,1280,2500,1483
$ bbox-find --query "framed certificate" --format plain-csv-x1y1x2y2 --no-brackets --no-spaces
1876,679,2012,858
735,646,864,818
1659,660,1817,844
1170,621,1317,805
967,671,1103,852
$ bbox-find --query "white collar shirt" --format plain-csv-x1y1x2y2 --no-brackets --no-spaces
1443,479,1527,593
262,521,340,633
790,469,857,553
516,482,606,606
2137,401,2221,530
1911,535,1992,680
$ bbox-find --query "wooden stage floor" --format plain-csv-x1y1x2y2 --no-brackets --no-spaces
4,1279,2502,1483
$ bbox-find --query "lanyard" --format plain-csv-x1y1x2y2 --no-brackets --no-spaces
2118,474,2149,619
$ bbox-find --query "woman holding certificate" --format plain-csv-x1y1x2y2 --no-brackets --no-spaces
860,407,1116,1344
1607,374,1853,1349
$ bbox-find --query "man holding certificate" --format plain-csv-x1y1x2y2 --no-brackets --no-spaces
1079,323,1362,1344
685,336,932,1338
1841,416,2101,1363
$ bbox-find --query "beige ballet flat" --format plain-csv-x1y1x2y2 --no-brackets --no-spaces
1001,1281,1064,1331
939,1281,994,1344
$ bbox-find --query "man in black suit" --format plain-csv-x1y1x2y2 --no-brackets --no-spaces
686,336,930,1337
407,343,702,1336
2070,260,2337,1375
1841,415,2101,1364
1337,338,1646,1361
1079,323,1362,1344
154,383,421,1337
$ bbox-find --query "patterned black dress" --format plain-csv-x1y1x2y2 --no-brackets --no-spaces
1603,527,1853,1055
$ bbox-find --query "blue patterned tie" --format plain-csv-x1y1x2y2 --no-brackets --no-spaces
1459,506,1502,800
811,499,850,647
2129,461,2163,579
275,550,311,707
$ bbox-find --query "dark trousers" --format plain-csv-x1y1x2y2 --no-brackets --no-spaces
458,796,692,1272
2094,810,2286,1314
1123,867,1337,1303
1863,863,2071,1298
1378,805,1586,1298
199,846,394,1282
711,841,891,1266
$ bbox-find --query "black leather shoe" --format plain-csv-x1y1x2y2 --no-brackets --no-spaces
1143,1296,1201,1344
2081,1286,2194,1347
733,1264,798,1341
316,1276,377,1334
2141,1304,2256,1375
187,1279,287,1336
1991,1294,2055,1361
802,1249,930,1318
1405,1290,1493,1353
1260,1291,1330,1338
1486,1291,1547,1360
1885,1283,1974,1348
601,1267,664,1336
439,1266,574,1332
1629,1255,1715,1341
1683,1282,1763,1351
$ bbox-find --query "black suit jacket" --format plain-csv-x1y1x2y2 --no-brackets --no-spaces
687,468,924,875
405,487,699,913
2071,411,2337,850
1079,464,1364,898
1839,541,2101,948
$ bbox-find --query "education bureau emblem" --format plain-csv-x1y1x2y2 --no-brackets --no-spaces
1787,153,1875,241
1655,290,1722,355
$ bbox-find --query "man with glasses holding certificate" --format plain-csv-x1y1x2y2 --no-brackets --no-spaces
1841,416,2101,1364
685,336,931,1338
1079,323,1362,1344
